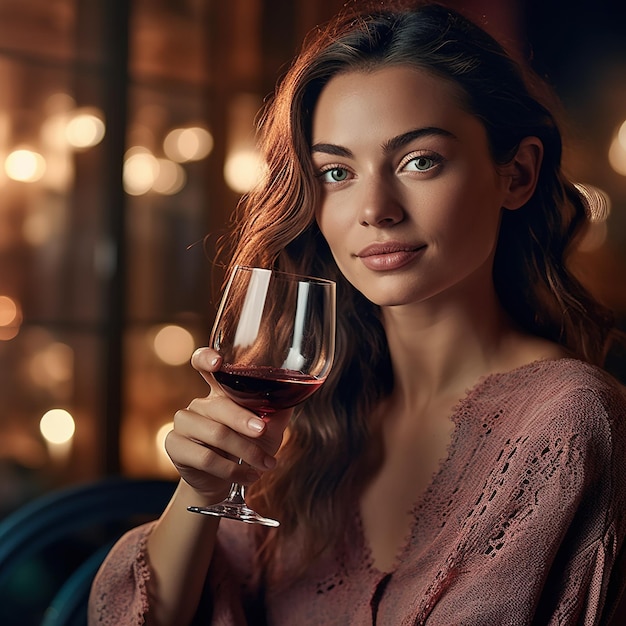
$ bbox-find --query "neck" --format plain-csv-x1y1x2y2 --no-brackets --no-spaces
379,283,555,410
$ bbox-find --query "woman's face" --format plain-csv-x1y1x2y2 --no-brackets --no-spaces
312,65,512,310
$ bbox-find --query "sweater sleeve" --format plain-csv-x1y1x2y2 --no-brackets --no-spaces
88,519,258,626
88,522,155,626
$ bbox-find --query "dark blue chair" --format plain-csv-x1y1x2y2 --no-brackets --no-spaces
0,477,176,626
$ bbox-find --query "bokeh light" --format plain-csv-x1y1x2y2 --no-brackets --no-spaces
152,158,187,195
163,126,213,162
44,92,76,115
0,295,18,326
618,119,626,149
123,147,159,195
155,421,175,474
41,113,70,150
0,295,22,340
29,341,74,392
153,325,195,365
156,422,172,451
65,108,106,149
224,148,265,194
608,120,626,176
5,148,46,182
40,408,76,445
22,210,55,246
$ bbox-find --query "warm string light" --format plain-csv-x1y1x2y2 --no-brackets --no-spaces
123,148,188,196
155,421,176,474
39,408,76,464
163,126,213,162
4,148,46,182
11,323,194,474
223,93,265,194
122,125,213,196
152,324,195,366
64,108,106,149
0,295,18,326
3,99,105,190
0,99,218,197
2,89,265,195
0,295,22,340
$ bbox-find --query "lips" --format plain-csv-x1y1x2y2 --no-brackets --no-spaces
356,241,426,271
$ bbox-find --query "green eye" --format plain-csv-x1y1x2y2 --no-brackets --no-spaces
323,167,349,182
410,156,435,171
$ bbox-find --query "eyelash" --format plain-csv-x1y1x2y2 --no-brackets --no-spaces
317,165,353,184
398,151,444,173
316,151,444,185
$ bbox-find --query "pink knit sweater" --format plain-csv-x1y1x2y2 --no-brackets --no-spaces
89,359,626,625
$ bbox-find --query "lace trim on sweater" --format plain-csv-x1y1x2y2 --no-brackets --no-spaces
88,522,155,625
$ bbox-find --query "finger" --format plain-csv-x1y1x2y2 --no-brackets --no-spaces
189,347,290,454
190,347,223,390
165,430,261,486
185,396,268,440
173,407,276,471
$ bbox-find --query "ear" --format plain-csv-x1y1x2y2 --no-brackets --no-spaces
501,136,544,211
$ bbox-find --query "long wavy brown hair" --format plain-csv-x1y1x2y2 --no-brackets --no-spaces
215,0,616,579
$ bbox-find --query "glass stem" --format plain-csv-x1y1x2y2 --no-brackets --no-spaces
226,459,247,505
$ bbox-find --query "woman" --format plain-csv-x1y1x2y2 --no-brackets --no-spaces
89,2,626,624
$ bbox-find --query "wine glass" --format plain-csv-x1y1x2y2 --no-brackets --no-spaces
187,265,336,526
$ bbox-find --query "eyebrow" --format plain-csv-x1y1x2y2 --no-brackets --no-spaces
311,126,457,158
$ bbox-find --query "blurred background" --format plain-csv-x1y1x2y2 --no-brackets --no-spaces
0,0,625,514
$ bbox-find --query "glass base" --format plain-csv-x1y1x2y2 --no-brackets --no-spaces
187,502,280,527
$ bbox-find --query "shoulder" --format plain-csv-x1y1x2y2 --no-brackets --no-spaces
466,358,626,473
457,360,626,526
502,357,624,393
478,357,626,427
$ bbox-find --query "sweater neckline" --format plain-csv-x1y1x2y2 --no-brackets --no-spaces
356,356,584,575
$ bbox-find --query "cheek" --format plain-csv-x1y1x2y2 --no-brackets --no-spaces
316,208,347,253
437,176,504,236
316,212,356,281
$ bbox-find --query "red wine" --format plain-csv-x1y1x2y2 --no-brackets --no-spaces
214,365,324,415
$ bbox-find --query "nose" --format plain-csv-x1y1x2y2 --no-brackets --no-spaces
357,175,405,227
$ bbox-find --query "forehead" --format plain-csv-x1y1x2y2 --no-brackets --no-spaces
311,65,478,143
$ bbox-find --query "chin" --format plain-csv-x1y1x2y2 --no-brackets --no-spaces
361,290,414,308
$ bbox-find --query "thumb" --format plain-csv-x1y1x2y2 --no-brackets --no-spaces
190,347,223,393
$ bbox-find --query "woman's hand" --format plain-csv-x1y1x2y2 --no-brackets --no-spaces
165,347,291,503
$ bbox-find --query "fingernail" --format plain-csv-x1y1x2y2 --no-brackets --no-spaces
210,355,221,368
264,455,277,470
247,417,265,433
